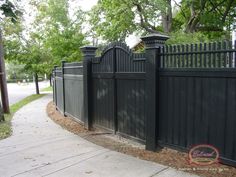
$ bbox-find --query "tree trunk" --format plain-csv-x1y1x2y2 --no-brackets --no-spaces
162,0,172,33
0,28,10,113
185,2,199,33
35,73,40,94
49,74,52,86
185,16,199,33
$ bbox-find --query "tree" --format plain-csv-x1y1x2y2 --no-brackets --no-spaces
89,0,169,41
3,0,87,94
89,0,236,42
20,33,50,94
174,0,236,33
32,0,86,66
0,0,22,113
0,0,21,23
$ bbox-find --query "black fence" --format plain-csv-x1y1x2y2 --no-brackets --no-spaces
158,40,236,166
52,34,236,166
53,62,84,122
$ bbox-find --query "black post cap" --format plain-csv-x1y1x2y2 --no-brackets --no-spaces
80,46,98,57
141,33,169,49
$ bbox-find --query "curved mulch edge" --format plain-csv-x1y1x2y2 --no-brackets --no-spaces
47,101,236,177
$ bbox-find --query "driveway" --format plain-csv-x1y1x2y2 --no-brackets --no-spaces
7,81,50,105
0,94,198,177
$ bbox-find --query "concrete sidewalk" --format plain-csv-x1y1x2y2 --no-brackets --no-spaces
0,94,198,177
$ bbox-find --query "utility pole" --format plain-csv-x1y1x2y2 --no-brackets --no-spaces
0,29,10,113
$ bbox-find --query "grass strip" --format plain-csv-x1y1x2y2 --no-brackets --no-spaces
40,86,52,92
0,94,46,139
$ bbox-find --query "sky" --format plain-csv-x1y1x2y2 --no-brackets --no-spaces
70,0,98,11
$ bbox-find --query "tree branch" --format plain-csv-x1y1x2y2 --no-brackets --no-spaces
133,3,158,33
173,0,186,19
222,0,235,23
207,0,225,15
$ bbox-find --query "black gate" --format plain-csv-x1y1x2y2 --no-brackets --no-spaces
91,43,147,142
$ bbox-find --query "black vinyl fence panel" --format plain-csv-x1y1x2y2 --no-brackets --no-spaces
91,43,147,142
158,41,236,166
54,67,63,114
53,62,84,123
159,70,236,165
52,35,236,167
64,62,84,122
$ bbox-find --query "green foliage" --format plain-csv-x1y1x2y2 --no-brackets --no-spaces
89,0,167,41
6,62,26,80
90,0,236,42
175,0,236,33
0,0,22,22
40,86,52,92
32,0,87,67
166,31,230,45
166,32,209,44
3,0,87,77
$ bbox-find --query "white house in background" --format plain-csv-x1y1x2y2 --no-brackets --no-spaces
233,28,236,66
233,28,236,47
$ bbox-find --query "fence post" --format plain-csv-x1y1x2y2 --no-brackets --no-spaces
61,60,66,116
81,46,98,130
141,34,169,151
54,65,58,108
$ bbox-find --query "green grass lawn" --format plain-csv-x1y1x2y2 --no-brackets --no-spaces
40,86,53,92
0,94,46,139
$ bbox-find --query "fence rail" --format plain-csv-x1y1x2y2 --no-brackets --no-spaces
52,35,236,167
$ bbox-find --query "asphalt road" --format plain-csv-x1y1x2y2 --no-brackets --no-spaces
7,81,50,105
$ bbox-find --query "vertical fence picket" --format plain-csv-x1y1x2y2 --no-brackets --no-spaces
170,45,173,67
199,43,203,67
223,41,227,68
213,42,217,67
177,45,181,68
208,43,212,68
203,43,207,68
234,40,236,68
186,44,189,67
169,45,172,67
173,45,177,67
164,45,169,68
190,44,194,67
229,41,233,68
181,45,185,67
195,44,198,67
218,41,222,67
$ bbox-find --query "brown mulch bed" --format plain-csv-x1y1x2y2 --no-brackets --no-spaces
47,101,236,177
